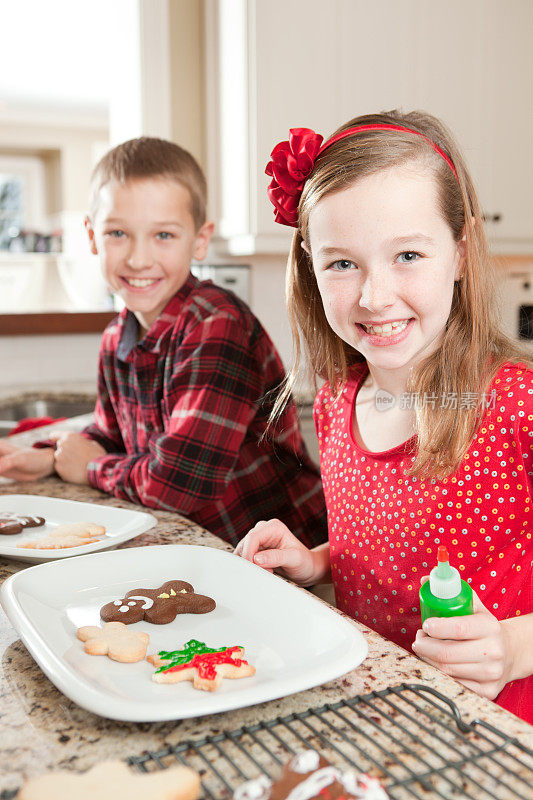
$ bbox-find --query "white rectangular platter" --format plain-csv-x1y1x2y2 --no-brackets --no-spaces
0,495,157,562
0,544,367,721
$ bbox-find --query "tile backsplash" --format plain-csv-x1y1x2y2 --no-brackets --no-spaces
0,333,100,393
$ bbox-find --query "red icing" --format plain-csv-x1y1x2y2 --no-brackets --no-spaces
163,646,246,681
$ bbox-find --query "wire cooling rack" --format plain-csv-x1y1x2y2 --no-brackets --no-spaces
126,684,532,800
3,684,532,799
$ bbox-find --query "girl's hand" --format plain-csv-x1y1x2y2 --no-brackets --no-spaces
234,519,320,586
412,580,513,700
51,432,106,485
0,440,55,482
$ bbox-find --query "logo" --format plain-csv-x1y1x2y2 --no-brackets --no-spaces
375,389,395,412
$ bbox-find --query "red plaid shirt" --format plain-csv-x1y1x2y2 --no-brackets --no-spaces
83,275,327,547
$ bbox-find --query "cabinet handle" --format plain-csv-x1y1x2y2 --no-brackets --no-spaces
482,213,502,223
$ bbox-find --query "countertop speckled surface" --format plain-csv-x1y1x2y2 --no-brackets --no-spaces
0,479,531,794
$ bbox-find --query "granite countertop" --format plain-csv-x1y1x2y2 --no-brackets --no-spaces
0,384,97,403
0,479,532,794
0,384,317,413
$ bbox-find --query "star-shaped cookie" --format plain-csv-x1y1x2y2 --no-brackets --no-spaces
148,638,255,691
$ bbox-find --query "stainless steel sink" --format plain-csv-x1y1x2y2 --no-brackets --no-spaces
0,396,95,436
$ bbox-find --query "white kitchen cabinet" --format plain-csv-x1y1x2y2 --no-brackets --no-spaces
481,0,533,244
205,0,533,255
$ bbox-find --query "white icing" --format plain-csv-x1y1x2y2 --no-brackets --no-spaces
113,600,122,606
286,767,341,800
127,601,137,606
234,775,272,800
341,769,360,795
119,605,130,613
290,751,320,774
127,595,154,609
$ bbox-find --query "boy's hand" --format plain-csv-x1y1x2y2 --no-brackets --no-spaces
234,519,319,586
51,432,107,485
412,579,513,699
0,440,55,482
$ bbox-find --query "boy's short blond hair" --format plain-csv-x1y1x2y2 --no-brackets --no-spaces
89,136,207,230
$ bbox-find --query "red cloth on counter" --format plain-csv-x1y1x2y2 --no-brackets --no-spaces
82,274,327,548
314,360,533,723
9,417,66,436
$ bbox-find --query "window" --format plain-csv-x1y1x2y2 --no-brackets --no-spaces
0,155,46,250
0,174,24,249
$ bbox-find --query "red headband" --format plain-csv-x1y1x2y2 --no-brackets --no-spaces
265,123,458,228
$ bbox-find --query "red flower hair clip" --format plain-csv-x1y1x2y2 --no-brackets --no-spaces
265,123,458,228
265,128,323,227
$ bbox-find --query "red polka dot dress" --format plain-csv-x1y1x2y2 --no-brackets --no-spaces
314,361,533,722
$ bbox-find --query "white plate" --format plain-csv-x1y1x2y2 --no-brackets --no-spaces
0,495,157,562
0,544,367,721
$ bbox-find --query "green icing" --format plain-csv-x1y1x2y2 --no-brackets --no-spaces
155,638,229,673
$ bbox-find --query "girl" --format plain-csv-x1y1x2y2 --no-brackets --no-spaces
235,111,533,723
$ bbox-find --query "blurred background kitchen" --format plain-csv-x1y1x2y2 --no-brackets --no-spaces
1,0,532,461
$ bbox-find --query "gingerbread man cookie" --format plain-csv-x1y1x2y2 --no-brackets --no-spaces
19,759,200,800
233,750,389,800
77,622,149,663
0,512,45,535
149,638,255,691
100,579,216,625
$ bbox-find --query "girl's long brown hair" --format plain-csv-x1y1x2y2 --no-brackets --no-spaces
272,110,532,480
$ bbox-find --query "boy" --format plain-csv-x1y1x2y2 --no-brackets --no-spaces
0,137,327,547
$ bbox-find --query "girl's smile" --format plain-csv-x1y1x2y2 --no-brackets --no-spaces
357,317,415,344
307,163,464,393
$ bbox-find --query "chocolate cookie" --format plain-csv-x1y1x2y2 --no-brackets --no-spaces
100,580,216,625
234,750,389,800
0,513,45,536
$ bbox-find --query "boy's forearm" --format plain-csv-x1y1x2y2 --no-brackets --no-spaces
502,612,533,682
310,542,332,584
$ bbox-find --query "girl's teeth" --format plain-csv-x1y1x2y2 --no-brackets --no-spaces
363,319,409,336
126,278,157,287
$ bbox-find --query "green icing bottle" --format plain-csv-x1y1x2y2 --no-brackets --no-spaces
420,546,473,623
